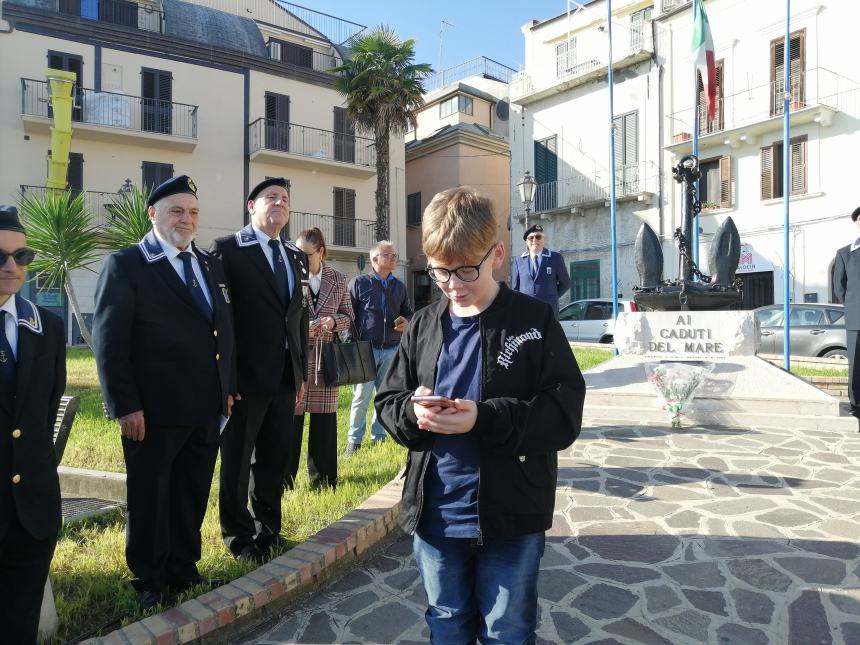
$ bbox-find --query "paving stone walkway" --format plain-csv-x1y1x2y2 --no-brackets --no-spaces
239,422,860,644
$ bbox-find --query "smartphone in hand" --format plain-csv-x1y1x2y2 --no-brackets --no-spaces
411,395,455,408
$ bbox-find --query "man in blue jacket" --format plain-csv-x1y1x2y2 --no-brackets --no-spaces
511,225,570,316
345,241,413,457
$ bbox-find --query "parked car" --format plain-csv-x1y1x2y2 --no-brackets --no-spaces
558,299,637,343
753,304,847,359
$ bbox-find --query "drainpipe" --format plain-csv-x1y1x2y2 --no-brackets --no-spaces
45,68,76,190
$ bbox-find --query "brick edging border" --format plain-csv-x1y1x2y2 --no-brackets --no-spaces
86,476,404,644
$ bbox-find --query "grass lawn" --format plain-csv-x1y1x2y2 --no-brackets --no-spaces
791,365,848,378
573,345,614,372
52,346,609,640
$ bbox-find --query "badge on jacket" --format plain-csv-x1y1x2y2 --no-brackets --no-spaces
547,267,552,275
219,283,231,304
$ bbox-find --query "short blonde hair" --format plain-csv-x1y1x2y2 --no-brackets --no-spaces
422,187,497,263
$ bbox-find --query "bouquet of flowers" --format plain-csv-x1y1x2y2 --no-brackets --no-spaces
644,361,714,428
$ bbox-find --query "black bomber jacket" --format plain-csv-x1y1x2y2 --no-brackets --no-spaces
375,284,586,538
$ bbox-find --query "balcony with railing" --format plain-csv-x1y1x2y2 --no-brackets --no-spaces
660,0,691,14
665,68,860,152
523,162,660,217
283,211,376,251
20,185,120,228
424,57,517,93
249,118,376,177
511,21,663,104
20,78,198,150
56,0,164,33
183,0,365,46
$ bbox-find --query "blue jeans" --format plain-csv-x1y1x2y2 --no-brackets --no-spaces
347,345,397,444
413,531,545,645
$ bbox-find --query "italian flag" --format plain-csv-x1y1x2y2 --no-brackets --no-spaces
691,0,716,122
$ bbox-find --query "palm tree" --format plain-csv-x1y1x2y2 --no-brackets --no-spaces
331,27,431,241
103,183,152,251
17,190,102,347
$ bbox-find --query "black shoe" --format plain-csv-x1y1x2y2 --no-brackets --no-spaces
137,589,169,611
371,437,386,446
236,543,266,565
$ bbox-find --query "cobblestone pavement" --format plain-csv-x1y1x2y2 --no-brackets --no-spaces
240,422,860,644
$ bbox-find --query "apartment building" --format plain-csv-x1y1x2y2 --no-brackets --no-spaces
405,57,514,309
510,0,663,308
511,0,860,312
0,0,406,341
659,0,860,307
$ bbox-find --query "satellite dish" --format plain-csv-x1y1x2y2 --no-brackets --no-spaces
495,100,510,121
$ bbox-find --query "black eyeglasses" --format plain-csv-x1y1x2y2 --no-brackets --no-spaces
426,244,496,284
0,248,35,267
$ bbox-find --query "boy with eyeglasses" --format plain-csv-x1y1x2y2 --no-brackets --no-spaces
511,224,571,317
376,187,585,643
0,205,66,643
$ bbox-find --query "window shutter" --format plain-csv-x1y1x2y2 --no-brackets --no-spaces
719,155,732,207
158,71,172,104
333,188,344,219
790,138,807,195
624,111,638,165
555,41,567,77
760,145,774,200
142,69,155,99
612,114,623,168
265,93,276,121
345,189,356,219
66,153,84,193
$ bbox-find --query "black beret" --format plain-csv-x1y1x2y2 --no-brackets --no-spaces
248,177,288,203
523,224,544,240
0,205,25,233
852,206,860,222
146,175,198,208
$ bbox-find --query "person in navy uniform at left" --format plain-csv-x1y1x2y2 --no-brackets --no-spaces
93,176,237,610
0,206,66,644
510,225,571,316
209,177,308,564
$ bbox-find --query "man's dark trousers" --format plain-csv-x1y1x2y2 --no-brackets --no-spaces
220,369,295,554
123,421,220,589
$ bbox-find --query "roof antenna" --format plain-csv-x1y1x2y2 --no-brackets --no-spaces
438,20,456,73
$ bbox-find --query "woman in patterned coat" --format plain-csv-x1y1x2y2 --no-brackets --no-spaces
287,227,354,490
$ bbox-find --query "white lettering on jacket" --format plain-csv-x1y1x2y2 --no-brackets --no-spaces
497,328,543,369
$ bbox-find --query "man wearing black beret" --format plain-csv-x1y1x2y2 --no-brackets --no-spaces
93,176,238,609
511,224,571,316
210,177,307,563
0,206,65,643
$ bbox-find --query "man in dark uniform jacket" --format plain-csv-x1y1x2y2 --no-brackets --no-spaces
210,177,308,564
0,206,65,643
510,225,571,316
93,176,237,609
832,205,860,431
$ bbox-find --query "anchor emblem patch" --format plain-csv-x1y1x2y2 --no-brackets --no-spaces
0,350,8,363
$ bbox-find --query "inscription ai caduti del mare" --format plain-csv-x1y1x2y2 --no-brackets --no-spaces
633,155,743,312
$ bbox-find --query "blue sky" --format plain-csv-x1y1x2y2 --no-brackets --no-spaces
304,1,598,72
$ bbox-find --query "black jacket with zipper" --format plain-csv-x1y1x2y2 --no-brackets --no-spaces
375,284,585,538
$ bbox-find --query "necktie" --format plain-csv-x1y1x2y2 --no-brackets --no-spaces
269,239,289,303
530,255,538,279
0,311,16,389
178,251,213,320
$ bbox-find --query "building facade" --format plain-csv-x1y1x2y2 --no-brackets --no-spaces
510,0,860,311
0,0,406,341
405,57,514,310
510,0,663,307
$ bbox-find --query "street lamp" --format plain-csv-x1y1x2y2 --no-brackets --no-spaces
118,178,133,195
518,170,536,217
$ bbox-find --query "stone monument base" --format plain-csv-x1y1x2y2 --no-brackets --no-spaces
584,354,855,432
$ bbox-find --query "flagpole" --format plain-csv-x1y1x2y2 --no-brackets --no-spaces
692,0,700,271
783,0,792,370
607,0,619,348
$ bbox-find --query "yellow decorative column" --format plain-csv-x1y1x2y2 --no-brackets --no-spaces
45,68,77,191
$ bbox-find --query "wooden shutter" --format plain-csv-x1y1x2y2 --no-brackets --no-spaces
407,192,422,226
771,30,805,115
282,42,313,69
556,41,568,77
761,145,774,200
66,153,84,193
719,156,732,207
790,137,807,195
265,93,289,123
142,162,173,190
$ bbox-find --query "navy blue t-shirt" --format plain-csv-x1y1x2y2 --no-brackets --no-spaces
419,309,482,538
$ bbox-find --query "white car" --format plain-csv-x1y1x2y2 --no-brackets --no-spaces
558,299,637,343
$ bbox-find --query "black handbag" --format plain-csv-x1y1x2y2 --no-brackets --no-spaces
320,322,377,387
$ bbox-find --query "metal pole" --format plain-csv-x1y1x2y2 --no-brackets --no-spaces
607,0,619,342
692,0,700,270
783,0,792,370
